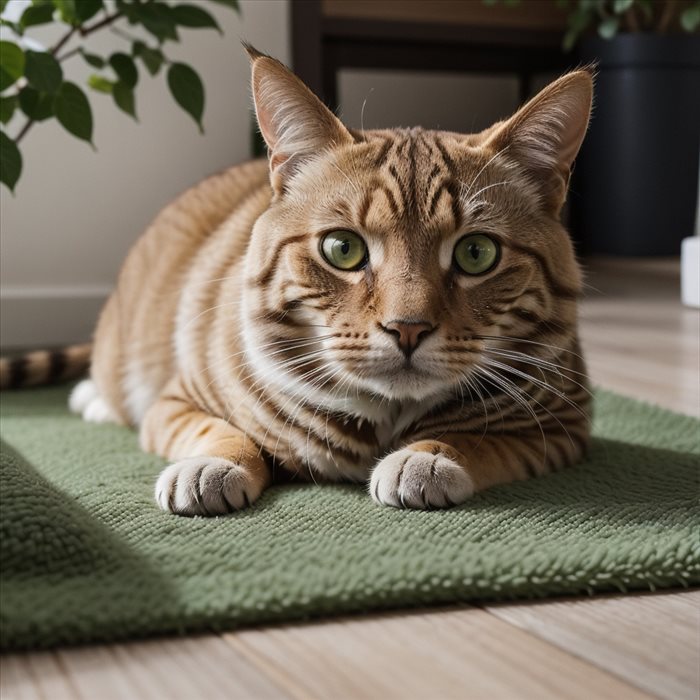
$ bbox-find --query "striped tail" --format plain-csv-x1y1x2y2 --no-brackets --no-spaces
0,343,92,390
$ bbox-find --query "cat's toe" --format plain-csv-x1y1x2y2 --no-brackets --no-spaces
155,456,261,516
82,396,119,424
370,448,474,509
69,379,98,414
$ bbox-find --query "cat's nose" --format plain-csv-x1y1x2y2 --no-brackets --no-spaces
381,320,435,357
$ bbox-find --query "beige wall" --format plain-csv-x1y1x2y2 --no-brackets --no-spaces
0,0,290,349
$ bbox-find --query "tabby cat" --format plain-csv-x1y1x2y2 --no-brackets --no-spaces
2,47,594,515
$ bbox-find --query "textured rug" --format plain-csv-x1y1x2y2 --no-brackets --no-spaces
1,385,698,651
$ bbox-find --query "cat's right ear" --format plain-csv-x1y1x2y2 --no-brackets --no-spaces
245,44,353,193
483,69,593,214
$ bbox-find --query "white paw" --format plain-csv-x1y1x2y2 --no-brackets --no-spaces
70,380,119,424
69,379,98,414
82,396,119,424
155,456,263,517
370,447,474,509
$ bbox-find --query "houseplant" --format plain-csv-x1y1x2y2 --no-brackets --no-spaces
562,0,700,256
487,0,700,256
0,0,239,193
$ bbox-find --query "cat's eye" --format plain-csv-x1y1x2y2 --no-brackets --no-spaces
453,234,500,275
320,230,368,271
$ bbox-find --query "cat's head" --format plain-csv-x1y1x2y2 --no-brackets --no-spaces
242,46,592,404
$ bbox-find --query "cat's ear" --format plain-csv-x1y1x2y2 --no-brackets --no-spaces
484,70,593,213
245,44,353,192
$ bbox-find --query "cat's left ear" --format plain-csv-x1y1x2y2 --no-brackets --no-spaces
245,44,353,193
485,70,593,214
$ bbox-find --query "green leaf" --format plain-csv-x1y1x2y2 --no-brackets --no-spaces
53,0,77,24
18,86,54,120
24,50,63,93
172,4,221,33
87,74,113,93
167,62,204,132
0,130,22,192
0,0,9,14
636,0,653,22
113,81,136,119
568,6,594,32
680,4,700,32
75,0,103,22
19,3,55,29
53,81,93,144
80,49,105,68
207,0,239,10
109,52,138,88
136,3,179,42
0,18,20,34
116,0,139,23
0,94,16,124
133,41,164,76
598,16,619,39
562,28,578,51
612,0,633,13
0,41,25,92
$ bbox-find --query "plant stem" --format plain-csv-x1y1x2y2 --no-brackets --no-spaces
57,47,81,63
657,0,677,33
625,6,640,32
15,119,34,145
13,12,123,144
50,27,77,57
79,12,122,39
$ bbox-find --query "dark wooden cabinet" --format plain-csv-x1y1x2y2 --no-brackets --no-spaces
291,0,574,108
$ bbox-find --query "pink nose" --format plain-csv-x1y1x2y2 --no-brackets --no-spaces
382,320,435,357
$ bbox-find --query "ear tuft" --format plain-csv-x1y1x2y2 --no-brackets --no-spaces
242,41,266,63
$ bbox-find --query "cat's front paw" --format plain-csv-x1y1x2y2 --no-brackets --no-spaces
155,456,263,516
370,446,474,509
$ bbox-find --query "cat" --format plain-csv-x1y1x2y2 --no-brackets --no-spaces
0,46,593,515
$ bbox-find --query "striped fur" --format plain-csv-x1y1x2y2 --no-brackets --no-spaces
0,344,91,390
71,49,593,514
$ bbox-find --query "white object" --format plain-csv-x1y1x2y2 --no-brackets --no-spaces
681,237,699,308
680,154,700,308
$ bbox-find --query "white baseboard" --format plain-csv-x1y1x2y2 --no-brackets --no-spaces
0,286,111,351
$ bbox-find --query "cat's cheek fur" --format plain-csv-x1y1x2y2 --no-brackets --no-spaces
369,447,475,509
155,456,265,516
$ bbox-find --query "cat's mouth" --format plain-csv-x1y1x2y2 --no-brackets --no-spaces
350,360,453,401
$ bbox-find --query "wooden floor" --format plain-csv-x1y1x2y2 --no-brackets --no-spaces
2,258,699,700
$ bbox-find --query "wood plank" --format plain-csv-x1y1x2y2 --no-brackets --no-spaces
0,652,77,700
579,258,699,416
1,636,291,700
225,607,652,700
485,591,700,700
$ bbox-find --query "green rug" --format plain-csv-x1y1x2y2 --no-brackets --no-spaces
1,385,698,651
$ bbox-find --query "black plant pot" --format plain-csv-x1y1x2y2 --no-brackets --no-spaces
571,35,700,256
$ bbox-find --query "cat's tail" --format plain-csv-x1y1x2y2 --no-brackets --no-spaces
0,343,92,390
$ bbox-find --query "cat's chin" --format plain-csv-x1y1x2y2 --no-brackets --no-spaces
356,368,453,402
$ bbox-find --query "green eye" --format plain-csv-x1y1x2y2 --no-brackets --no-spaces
320,230,368,271
453,234,500,275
